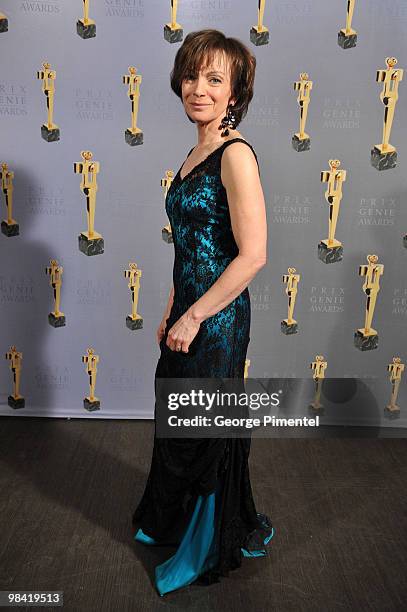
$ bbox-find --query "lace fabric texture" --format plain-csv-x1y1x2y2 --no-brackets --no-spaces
132,138,273,588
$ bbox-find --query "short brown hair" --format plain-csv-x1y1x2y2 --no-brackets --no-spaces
170,29,256,127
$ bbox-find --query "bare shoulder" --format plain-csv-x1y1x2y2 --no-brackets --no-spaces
220,135,259,189
224,130,247,143
222,134,257,165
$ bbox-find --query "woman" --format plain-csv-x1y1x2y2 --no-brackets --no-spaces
132,29,274,596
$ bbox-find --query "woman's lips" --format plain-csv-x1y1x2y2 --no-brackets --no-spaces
190,103,209,107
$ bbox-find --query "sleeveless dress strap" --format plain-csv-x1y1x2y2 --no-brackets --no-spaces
185,138,260,176
187,139,258,163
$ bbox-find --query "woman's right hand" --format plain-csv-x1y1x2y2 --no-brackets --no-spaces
157,313,170,346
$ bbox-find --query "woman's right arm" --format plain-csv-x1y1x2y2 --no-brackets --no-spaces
164,284,174,317
157,284,174,344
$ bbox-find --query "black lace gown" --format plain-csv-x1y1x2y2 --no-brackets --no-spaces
132,138,274,596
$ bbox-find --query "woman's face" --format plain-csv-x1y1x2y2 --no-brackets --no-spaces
181,52,235,126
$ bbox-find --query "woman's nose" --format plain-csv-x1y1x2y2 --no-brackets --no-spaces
191,76,206,95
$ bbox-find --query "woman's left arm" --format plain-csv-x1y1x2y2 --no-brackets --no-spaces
189,142,267,323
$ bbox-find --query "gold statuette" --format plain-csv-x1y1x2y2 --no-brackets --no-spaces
318,159,346,264
244,358,251,380
292,73,312,151
45,259,66,327
123,67,143,146
281,267,300,335
0,11,8,32
5,346,25,409
164,0,183,43
338,0,357,49
385,357,404,416
37,62,60,142
1,162,19,237
250,1,269,46
77,0,96,39
309,355,327,411
354,254,384,351
82,348,100,411
74,150,104,256
371,57,403,171
161,170,175,243
124,262,143,330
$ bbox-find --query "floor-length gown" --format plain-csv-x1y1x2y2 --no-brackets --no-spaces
132,137,274,596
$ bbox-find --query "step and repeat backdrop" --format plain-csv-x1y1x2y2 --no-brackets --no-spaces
0,1,406,426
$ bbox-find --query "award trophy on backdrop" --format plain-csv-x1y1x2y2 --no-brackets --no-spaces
82,348,100,411
354,254,384,351
122,67,143,146
281,267,300,335
124,262,143,330
1,162,19,237
161,170,175,243
74,150,104,256
338,0,357,49
162,222,173,243
244,359,251,379
371,57,403,171
164,0,183,43
318,159,346,264
250,1,269,46
5,346,25,408
0,11,8,32
77,0,96,39
309,355,327,412
385,357,404,417
45,259,66,328
37,62,60,142
292,73,312,152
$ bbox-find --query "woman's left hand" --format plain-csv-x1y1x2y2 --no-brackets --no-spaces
166,310,201,353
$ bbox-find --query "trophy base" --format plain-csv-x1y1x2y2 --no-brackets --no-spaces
1,220,19,236
281,320,298,335
0,16,8,32
77,19,96,39
164,24,183,43
337,29,357,49
308,402,324,414
292,134,310,152
250,26,269,46
403,234,407,249
8,395,25,409
370,145,397,171
318,241,343,264
78,232,104,256
354,329,378,351
41,124,60,142
84,397,100,412
126,315,143,330
48,312,66,327
125,128,143,146
162,227,173,243
384,404,400,418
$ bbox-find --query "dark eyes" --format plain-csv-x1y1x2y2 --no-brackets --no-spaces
184,74,221,83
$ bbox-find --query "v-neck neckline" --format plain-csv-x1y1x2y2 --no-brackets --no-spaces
177,137,245,184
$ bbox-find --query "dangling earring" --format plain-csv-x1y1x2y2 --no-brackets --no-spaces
219,104,237,137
